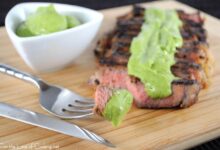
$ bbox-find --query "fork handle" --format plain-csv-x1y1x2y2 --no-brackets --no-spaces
0,64,45,89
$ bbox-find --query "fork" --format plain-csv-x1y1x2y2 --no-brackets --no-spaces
0,64,94,119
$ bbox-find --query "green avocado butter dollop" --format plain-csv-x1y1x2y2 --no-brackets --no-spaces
128,8,183,99
103,89,133,126
16,5,81,37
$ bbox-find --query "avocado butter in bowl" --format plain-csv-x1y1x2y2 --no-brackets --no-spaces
5,3,103,72
16,5,81,37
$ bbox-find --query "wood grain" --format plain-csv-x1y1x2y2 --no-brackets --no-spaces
0,1,220,149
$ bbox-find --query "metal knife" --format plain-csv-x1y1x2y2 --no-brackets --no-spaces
0,102,115,148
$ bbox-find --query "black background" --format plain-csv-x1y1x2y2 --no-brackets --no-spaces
0,0,220,149
1,0,220,26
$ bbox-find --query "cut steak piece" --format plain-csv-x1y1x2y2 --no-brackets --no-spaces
91,5,212,110
94,86,113,115
90,67,201,108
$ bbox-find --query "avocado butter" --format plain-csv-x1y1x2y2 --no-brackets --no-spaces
128,8,183,99
103,89,133,126
16,5,81,37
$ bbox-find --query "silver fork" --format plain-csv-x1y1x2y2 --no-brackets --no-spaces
0,64,94,119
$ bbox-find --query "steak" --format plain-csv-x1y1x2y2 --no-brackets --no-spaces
90,67,200,110
94,85,113,115
91,5,212,110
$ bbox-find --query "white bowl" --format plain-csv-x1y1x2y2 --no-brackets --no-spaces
5,2,103,72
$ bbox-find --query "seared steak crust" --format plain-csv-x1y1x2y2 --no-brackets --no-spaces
92,5,211,109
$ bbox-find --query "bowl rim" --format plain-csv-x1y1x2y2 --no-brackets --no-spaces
5,2,103,42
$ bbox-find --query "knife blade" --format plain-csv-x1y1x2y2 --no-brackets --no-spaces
0,102,115,148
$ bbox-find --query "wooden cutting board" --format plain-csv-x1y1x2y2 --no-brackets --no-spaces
0,1,220,149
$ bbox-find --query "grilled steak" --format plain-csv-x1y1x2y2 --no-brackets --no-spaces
94,85,113,115
90,67,200,110
91,5,212,110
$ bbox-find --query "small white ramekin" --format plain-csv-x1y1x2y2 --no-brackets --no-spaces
5,2,103,72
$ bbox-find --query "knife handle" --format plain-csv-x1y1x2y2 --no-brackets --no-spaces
0,63,45,89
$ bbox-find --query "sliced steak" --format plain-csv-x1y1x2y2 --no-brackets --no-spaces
91,5,211,110
90,67,201,108
94,85,113,115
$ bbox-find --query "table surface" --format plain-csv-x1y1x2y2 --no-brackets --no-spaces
0,1,220,149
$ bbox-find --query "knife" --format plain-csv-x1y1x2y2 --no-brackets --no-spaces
0,102,115,148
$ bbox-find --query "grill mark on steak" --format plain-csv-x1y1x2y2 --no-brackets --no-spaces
92,5,211,109
171,60,202,81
